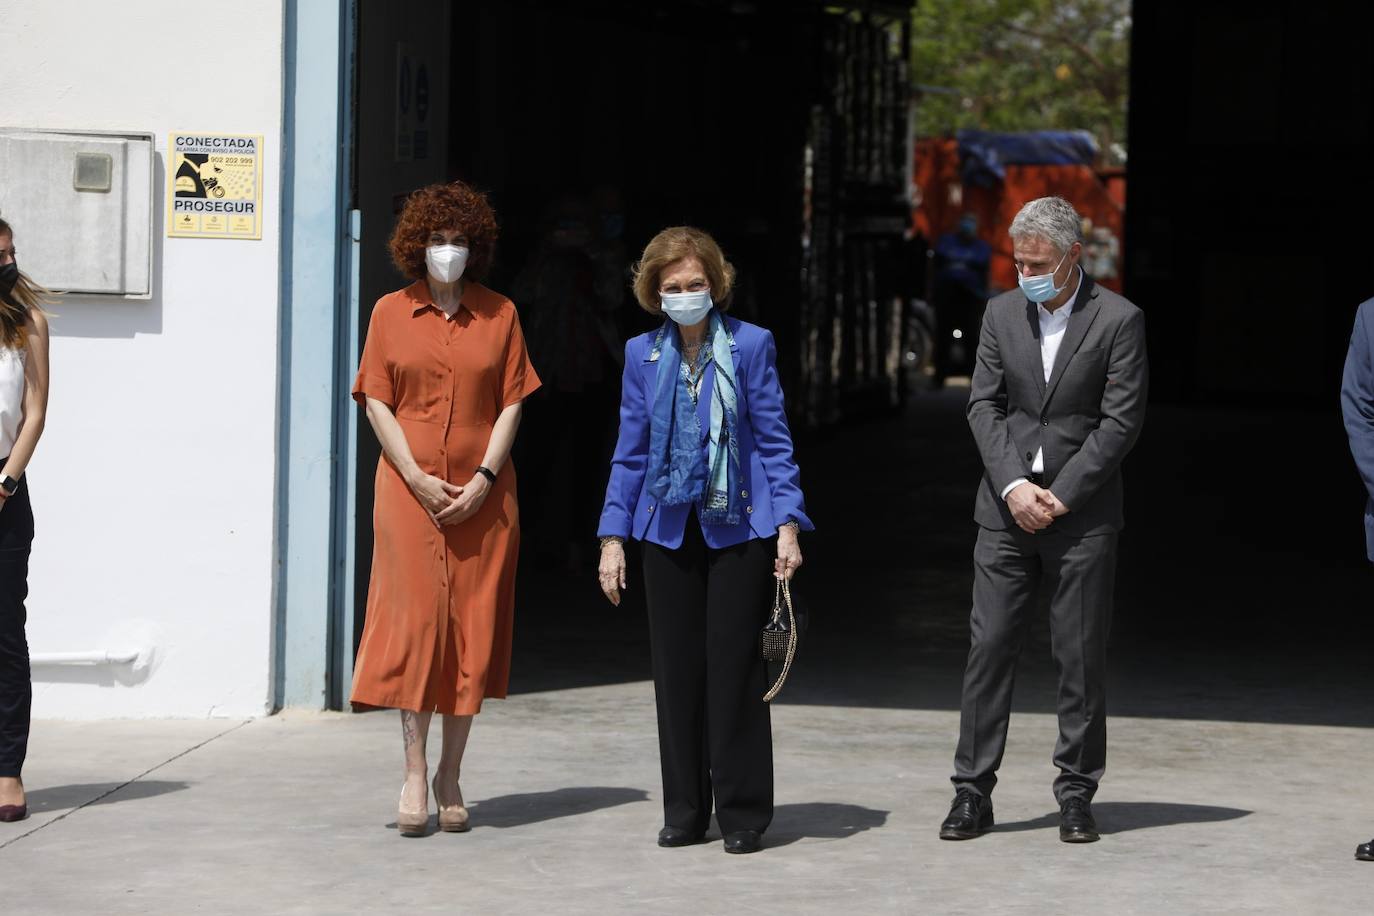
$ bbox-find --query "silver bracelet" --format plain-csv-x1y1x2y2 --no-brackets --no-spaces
779,520,800,534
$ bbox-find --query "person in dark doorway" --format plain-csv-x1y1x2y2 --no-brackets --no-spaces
513,194,623,572
931,212,992,381
350,182,542,837
1339,295,1374,862
940,196,1147,844
589,185,632,327
0,218,52,824
597,227,813,855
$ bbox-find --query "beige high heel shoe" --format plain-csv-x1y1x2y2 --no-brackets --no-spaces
432,775,470,833
397,780,430,837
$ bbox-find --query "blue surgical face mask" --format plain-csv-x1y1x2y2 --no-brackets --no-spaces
1018,249,1072,303
661,290,713,327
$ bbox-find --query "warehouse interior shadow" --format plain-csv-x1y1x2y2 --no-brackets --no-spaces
356,0,1374,728
510,389,1374,729
354,0,920,674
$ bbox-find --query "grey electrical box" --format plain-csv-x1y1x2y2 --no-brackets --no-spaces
0,129,155,297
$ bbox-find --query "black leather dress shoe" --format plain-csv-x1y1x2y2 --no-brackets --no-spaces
723,829,763,854
1059,798,1099,843
1357,840,1374,861
657,826,705,847
939,789,993,840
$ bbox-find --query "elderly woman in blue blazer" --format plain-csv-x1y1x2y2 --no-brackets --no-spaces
597,226,813,855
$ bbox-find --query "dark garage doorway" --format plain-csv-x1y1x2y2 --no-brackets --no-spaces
344,0,1374,726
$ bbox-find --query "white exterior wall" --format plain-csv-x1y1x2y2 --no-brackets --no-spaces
1,1,286,717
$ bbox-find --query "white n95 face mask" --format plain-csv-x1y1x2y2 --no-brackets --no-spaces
426,244,470,283
660,290,713,326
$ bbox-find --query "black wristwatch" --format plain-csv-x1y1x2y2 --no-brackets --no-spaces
0,476,18,497
475,466,497,485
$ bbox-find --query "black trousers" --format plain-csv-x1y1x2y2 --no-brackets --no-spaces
641,520,775,835
953,525,1117,804
0,473,33,778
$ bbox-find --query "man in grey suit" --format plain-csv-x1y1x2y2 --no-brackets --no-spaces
939,197,1148,844
1339,296,1374,862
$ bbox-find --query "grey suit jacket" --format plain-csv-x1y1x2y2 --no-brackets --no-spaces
968,274,1148,536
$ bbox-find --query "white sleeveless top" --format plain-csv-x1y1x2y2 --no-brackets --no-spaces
0,346,27,459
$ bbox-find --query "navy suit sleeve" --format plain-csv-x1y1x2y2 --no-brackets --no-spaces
745,329,814,531
1341,302,1374,504
597,339,650,539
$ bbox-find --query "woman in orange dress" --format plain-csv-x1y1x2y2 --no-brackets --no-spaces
351,181,541,837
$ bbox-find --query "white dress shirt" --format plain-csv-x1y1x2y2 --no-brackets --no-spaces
1001,267,1083,500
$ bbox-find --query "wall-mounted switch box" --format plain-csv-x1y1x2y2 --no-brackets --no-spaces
0,130,155,297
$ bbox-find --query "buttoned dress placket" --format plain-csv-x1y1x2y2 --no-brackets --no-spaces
434,305,463,691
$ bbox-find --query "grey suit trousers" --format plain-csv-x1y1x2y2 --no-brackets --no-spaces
953,524,1117,803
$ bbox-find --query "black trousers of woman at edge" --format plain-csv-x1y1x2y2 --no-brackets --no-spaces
0,473,32,779
641,517,775,837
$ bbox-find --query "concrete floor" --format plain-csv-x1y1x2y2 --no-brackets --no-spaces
2,689,1371,915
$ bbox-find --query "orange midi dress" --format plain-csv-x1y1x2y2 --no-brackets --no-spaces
350,279,541,716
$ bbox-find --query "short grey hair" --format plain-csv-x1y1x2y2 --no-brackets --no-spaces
1008,196,1083,254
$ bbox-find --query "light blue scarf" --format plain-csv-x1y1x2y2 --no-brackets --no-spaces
645,311,742,525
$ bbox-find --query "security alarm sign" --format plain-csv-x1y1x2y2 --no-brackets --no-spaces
167,133,263,239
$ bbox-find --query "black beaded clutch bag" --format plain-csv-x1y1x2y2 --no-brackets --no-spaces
760,577,798,702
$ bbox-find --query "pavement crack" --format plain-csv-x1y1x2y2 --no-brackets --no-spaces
0,719,252,852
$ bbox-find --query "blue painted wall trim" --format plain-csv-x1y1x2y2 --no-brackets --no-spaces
275,0,355,709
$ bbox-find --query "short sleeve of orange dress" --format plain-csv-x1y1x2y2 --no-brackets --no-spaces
501,311,541,408
352,303,395,409
350,280,542,716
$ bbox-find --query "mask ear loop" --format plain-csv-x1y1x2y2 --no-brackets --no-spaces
1057,244,1080,288
1047,246,1077,296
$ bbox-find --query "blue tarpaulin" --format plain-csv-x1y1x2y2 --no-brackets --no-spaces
956,129,1099,186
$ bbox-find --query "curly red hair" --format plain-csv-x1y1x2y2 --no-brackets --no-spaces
388,180,500,281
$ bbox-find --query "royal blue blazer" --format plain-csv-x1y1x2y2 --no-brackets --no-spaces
1341,297,1374,561
598,316,814,550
